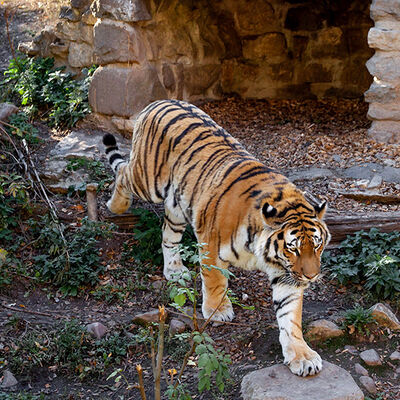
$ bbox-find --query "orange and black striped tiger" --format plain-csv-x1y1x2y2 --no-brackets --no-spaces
103,100,330,376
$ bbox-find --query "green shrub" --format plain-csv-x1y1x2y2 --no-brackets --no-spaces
0,56,96,127
32,217,114,295
5,319,145,379
343,305,375,335
0,173,31,242
121,208,196,271
323,228,400,299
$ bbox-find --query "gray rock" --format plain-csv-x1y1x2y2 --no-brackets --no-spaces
59,6,81,22
344,345,359,355
354,363,369,376
133,309,167,326
68,42,94,68
86,322,108,339
359,376,377,395
169,318,186,336
287,167,334,182
0,103,19,122
305,319,344,341
359,349,382,366
389,351,400,361
332,154,342,163
50,130,130,160
383,159,396,167
1,370,18,388
369,303,400,330
381,166,400,184
241,361,363,400
367,174,383,189
340,163,383,181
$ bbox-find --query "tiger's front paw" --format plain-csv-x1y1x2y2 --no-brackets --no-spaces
202,298,234,322
283,341,322,377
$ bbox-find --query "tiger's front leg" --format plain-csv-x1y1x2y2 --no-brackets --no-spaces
272,284,322,376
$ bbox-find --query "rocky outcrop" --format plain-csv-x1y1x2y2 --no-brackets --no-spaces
19,0,374,135
366,0,400,143
241,361,364,400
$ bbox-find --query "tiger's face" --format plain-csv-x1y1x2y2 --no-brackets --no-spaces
261,200,330,286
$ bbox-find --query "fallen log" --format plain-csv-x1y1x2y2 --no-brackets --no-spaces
105,211,400,248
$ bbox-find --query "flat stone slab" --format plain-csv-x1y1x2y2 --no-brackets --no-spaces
241,361,364,400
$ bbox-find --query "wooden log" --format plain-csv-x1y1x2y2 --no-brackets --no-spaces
105,210,400,247
86,183,99,221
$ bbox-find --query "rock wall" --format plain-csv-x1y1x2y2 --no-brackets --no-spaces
19,0,374,134
365,0,400,143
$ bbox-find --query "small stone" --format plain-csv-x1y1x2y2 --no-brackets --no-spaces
133,309,167,326
367,174,383,189
332,154,342,163
359,376,377,395
0,103,19,122
305,319,344,341
354,363,369,376
344,345,359,355
151,280,163,291
241,361,364,400
389,351,400,361
1,370,18,388
383,159,396,167
355,179,369,189
369,303,400,331
360,349,382,366
86,322,108,339
169,318,186,336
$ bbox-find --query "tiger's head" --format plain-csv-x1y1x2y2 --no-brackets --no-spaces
260,196,330,286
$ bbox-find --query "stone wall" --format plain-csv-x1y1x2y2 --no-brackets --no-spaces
19,0,374,134
365,0,400,143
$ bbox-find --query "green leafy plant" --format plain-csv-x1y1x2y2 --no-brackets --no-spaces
66,158,113,192
5,112,40,145
1,56,96,127
5,319,145,379
343,305,375,335
166,243,232,399
0,173,30,242
323,228,400,299
32,217,115,295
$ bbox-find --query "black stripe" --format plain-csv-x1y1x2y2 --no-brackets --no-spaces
105,146,119,154
109,153,123,165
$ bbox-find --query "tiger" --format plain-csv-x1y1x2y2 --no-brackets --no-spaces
102,99,330,377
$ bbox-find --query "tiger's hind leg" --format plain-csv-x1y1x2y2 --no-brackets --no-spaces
197,242,234,322
162,207,189,281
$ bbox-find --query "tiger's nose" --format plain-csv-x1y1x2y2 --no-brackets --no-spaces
303,272,318,280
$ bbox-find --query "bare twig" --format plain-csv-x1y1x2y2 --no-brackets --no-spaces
154,305,166,400
0,303,65,319
136,364,147,400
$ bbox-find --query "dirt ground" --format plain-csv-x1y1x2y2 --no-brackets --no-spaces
1,1,400,400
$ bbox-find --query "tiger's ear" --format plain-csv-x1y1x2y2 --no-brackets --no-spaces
303,191,327,220
314,200,327,219
262,202,277,220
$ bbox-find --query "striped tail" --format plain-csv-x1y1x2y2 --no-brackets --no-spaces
103,133,126,173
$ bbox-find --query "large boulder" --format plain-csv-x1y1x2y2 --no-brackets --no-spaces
89,64,167,118
93,19,145,64
241,361,363,400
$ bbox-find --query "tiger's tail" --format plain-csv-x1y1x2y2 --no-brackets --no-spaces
102,133,126,173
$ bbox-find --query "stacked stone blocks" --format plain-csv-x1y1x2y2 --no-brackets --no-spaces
365,0,400,142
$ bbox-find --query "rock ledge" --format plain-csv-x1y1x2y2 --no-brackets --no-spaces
241,361,363,400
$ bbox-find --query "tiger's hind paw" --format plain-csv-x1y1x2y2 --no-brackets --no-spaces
163,263,189,281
